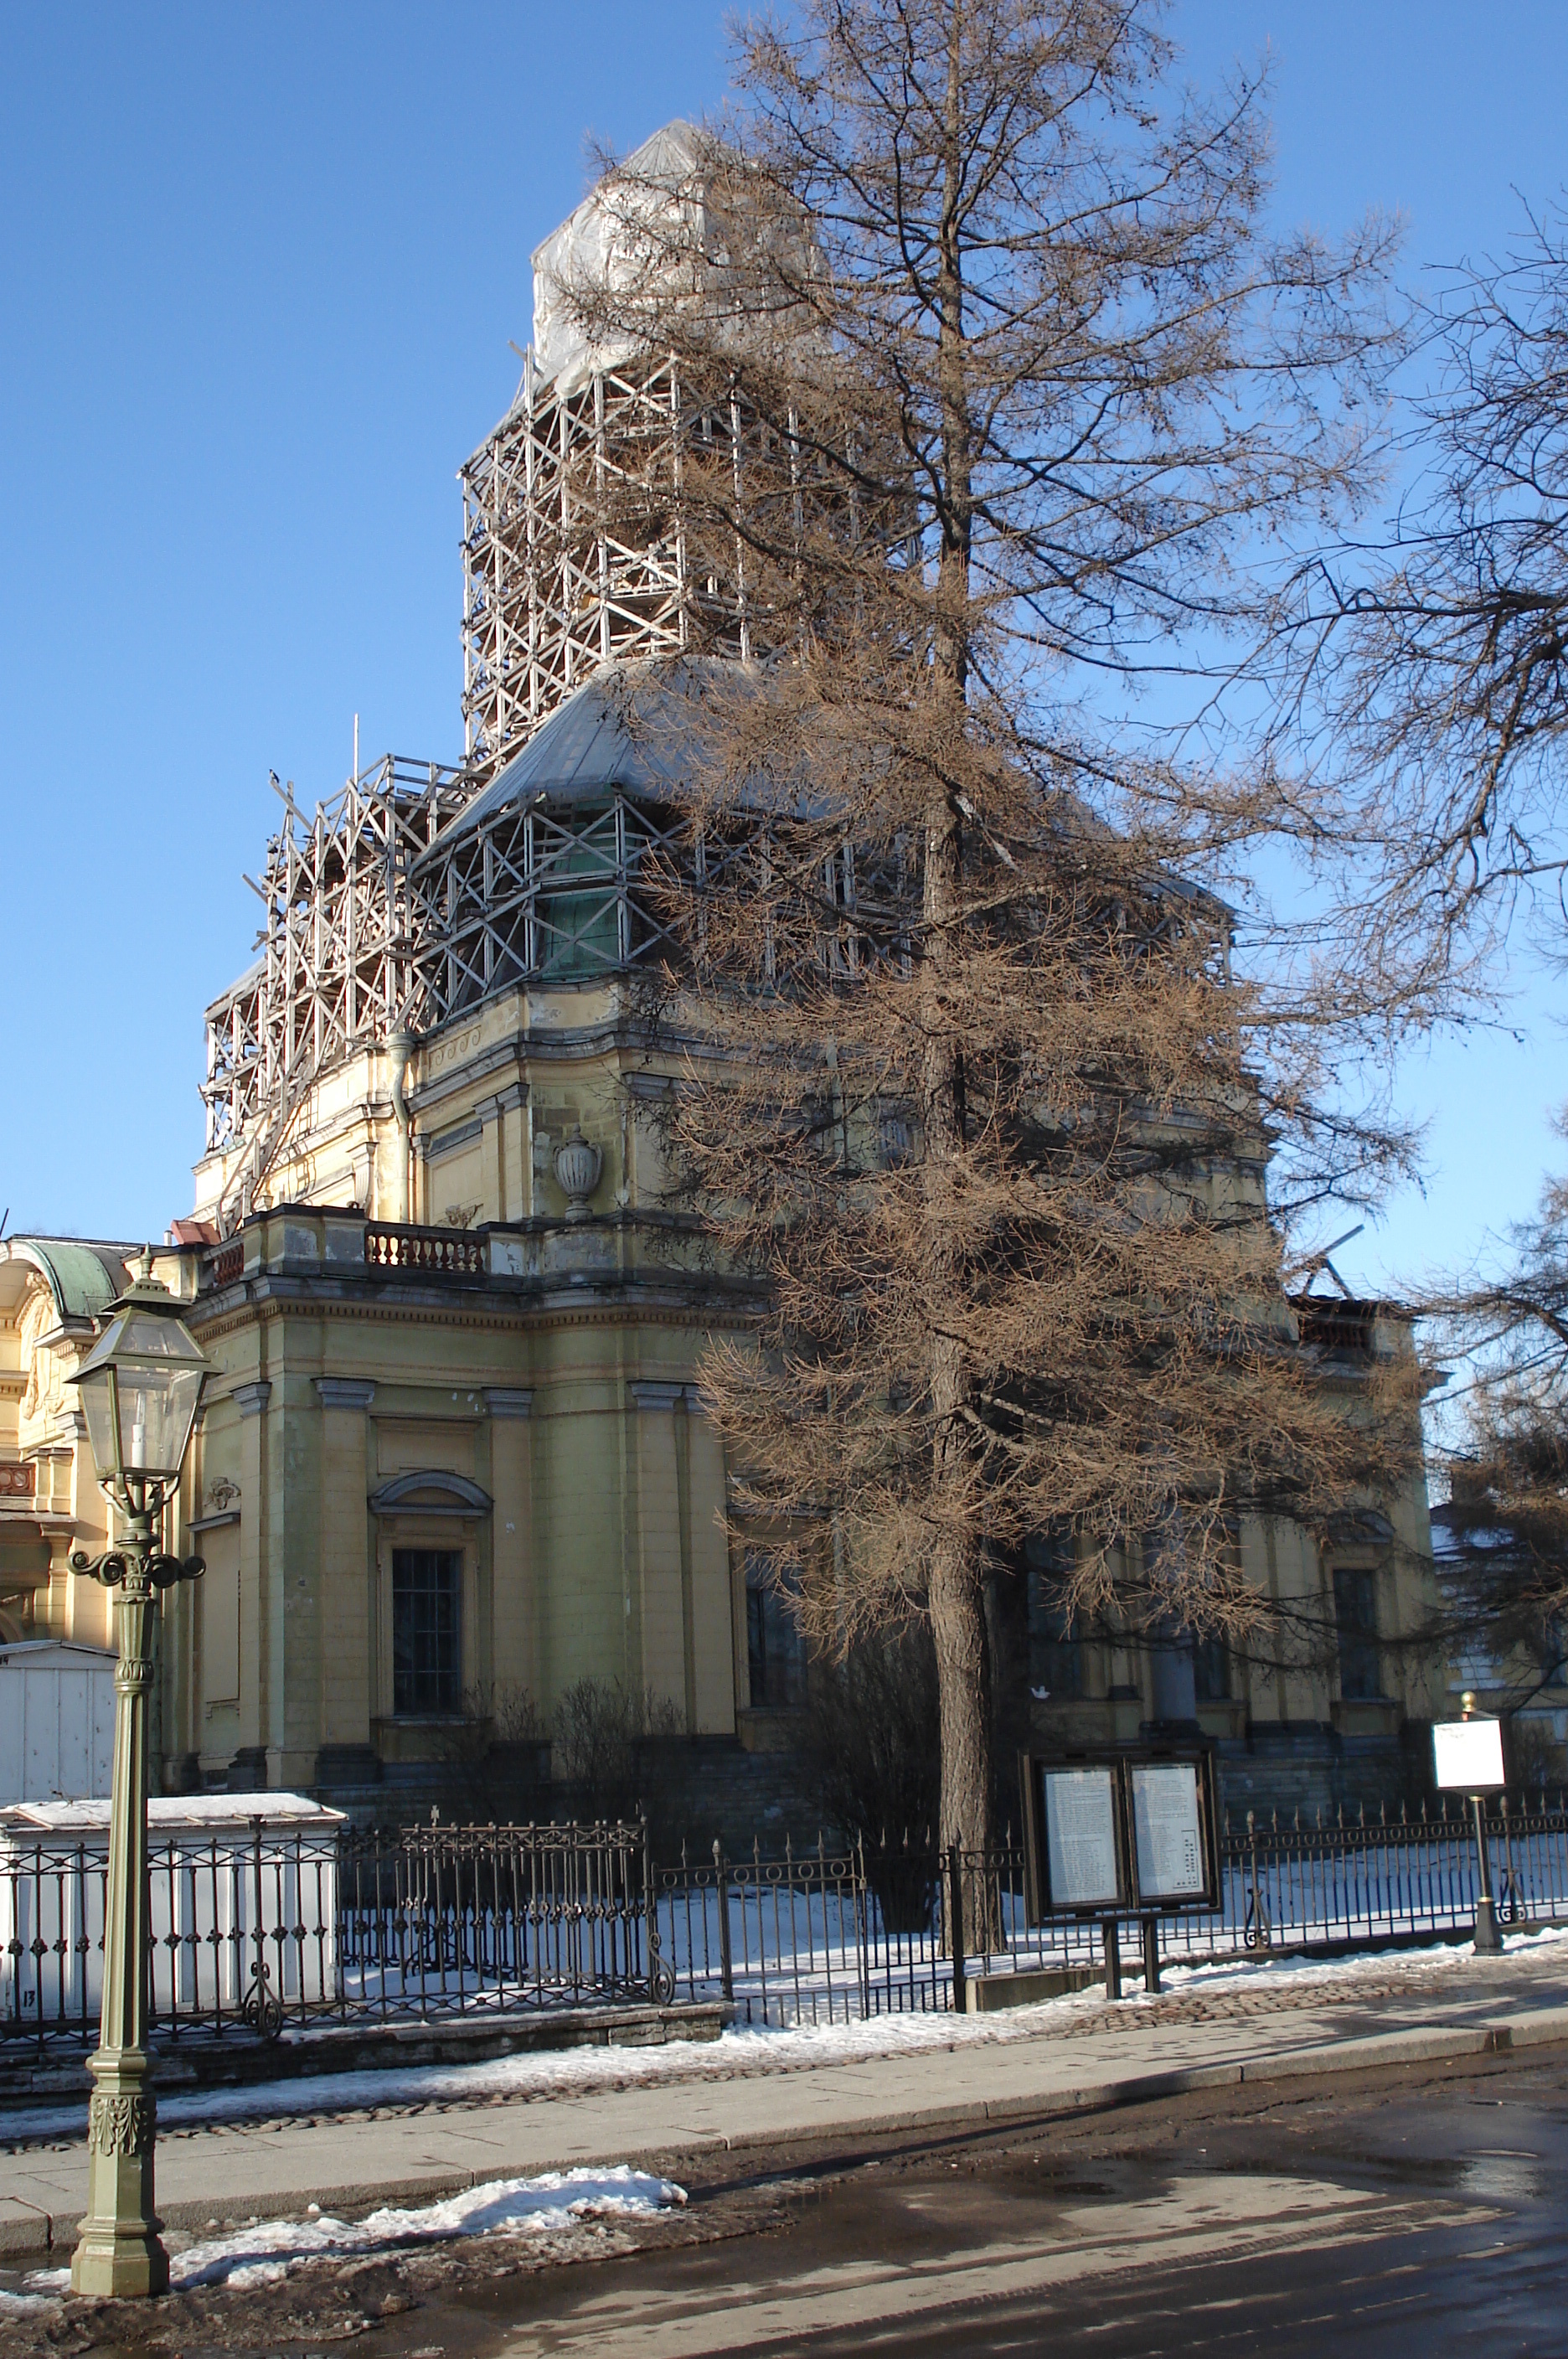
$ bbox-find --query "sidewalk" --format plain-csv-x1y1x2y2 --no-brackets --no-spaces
6,1939,1567,2256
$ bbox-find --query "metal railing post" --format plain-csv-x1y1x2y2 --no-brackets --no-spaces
946,1844,967,2016
1101,1915,1122,2000
1472,1794,1502,1954
713,1839,734,2005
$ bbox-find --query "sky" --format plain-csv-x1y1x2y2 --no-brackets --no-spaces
2,1,1565,1294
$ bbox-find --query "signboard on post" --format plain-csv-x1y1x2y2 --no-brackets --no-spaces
1432,1716,1506,1793
1021,1748,1220,1923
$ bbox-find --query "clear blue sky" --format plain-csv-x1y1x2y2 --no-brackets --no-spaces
3,1,1565,1295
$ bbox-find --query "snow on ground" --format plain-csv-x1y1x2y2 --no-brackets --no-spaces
4,2165,685,2307
3,1927,1562,2154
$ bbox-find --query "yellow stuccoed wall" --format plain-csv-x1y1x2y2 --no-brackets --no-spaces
166,1186,744,1790
0,978,1445,1811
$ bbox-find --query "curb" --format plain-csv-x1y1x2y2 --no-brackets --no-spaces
7,2002,1565,2264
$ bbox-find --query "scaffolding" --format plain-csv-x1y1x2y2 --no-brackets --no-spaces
200,121,802,1221
202,756,470,1222
459,349,762,784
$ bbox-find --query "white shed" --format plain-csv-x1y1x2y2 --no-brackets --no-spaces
0,1640,116,1804
0,1791,346,2027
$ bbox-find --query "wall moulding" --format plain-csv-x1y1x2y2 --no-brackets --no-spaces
368,1470,494,1518
627,1381,696,1413
483,1389,534,1418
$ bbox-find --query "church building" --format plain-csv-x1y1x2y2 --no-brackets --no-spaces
0,126,1450,1825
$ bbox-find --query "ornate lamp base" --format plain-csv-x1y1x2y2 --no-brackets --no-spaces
70,2050,169,2298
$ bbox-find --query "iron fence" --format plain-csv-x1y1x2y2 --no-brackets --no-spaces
3,1794,1566,2054
649,1793,1568,2028
0,1817,652,2052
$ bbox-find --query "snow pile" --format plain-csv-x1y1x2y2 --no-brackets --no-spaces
12,2165,684,2303
168,2164,685,2289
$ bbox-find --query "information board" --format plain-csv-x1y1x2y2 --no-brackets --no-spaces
1041,1766,1122,1909
1432,1716,1506,1792
1130,1762,1207,1900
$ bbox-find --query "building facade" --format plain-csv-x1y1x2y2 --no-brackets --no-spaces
0,127,1448,1827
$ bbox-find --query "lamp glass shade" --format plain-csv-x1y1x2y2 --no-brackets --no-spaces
70,1304,209,1484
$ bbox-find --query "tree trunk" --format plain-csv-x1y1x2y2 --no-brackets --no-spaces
922,8,993,1871
929,1531,993,1853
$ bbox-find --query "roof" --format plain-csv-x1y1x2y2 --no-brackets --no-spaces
422,658,764,854
0,1641,116,1670
205,952,265,1022
530,121,704,395
0,1792,346,1834
0,1237,136,1324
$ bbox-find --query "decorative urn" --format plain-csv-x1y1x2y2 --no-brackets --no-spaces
552,1126,602,1221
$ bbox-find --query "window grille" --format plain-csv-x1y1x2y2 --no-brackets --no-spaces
745,1551,807,1708
392,1549,462,1716
1333,1566,1382,1701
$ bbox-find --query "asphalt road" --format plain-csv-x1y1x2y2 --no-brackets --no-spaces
8,2052,1567,2356
426,2053,1568,2358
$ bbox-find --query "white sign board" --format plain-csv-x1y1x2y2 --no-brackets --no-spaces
1042,1767,1122,1908
1432,1716,1506,1792
1131,1762,1207,1900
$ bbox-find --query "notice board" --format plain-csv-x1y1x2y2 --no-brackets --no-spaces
1040,1767,1122,1910
1130,1763,1208,1902
1021,1748,1220,1922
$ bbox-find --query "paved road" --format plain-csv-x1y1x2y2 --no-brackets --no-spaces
415,2055,1568,2356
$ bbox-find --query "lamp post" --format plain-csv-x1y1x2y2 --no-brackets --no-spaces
65,1249,209,2299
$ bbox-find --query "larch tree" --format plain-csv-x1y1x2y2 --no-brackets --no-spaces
562,0,1421,1856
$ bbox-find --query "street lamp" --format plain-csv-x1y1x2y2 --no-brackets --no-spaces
66,1249,209,2299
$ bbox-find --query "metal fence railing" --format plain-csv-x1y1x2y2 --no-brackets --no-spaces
649,1794,1568,2029
0,1818,652,2052
3,1794,1564,2053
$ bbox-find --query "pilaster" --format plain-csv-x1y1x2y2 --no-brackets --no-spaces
232,1382,271,1772
628,1381,694,1729
315,1380,375,1767
683,1389,737,1735
484,1388,536,1707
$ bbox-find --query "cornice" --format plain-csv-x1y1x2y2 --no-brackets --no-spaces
410,1038,529,1118
190,1293,750,1347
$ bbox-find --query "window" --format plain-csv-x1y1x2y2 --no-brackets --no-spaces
392,1549,462,1715
1193,1636,1230,1704
1025,1533,1082,1699
534,804,625,977
1333,1566,1382,1701
745,1551,807,1708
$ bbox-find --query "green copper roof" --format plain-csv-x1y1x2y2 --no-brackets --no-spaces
6,1238,135,1323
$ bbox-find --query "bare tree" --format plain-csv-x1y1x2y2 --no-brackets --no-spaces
796,1618,943,1848
1422,1156,1568,1688
564,0,1418,1857
1271,204,1568,998
1266,206,1568,1691
552,1678,684,1831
